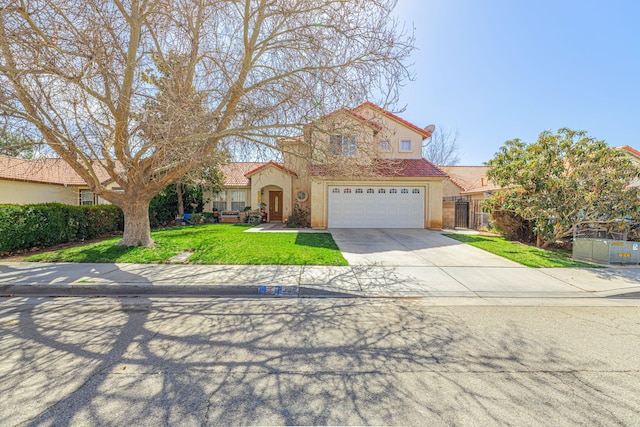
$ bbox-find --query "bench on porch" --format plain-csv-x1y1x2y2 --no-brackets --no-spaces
219,210,240,223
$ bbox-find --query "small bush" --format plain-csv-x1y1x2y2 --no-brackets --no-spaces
0,203,123,254
286,204,310,228
490,210,535,244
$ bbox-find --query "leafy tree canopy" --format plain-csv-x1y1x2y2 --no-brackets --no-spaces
486,128,640,247
0,0,412,246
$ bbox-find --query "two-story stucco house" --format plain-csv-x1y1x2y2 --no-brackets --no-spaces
1,103,447,229
206,102,447,229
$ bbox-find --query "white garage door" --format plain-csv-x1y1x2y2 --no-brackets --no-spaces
328,185,425,228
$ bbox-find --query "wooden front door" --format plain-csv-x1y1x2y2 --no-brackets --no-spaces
269,191,283,222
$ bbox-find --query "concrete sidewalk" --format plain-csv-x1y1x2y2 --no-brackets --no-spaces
1,261,639,300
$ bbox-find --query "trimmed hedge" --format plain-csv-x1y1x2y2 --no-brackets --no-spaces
0,203,124,254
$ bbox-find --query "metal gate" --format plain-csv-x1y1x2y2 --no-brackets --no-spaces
455,200,469,228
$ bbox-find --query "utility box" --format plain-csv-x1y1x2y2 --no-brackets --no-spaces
573,238,640,264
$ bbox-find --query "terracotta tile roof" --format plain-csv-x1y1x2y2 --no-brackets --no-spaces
352,101,433,139
439,166,502,194
219,162,265,187
244,161,298,178
0,154,111,186
620,145,640,159
310,158,447,178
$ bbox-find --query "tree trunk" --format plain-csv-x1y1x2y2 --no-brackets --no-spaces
119,200,154,247
176,182,185,216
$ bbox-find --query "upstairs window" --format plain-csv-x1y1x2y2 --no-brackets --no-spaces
330,134,357,157
379,140,391,152
399,140,411,152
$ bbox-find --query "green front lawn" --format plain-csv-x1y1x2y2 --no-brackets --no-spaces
25,224,348,265
443,234,598,268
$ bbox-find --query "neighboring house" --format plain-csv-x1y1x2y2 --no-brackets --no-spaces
0,155,117,205
205,102,447,229
439,166,501,230
619,145,640,188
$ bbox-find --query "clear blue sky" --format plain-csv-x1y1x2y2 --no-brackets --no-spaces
393,0,640,165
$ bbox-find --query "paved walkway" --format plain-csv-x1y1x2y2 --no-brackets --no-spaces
1,260,639,300
1,228,639,300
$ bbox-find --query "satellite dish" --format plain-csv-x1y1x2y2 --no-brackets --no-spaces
424,124,435,135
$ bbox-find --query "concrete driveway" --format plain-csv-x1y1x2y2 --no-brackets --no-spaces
329,228,520,267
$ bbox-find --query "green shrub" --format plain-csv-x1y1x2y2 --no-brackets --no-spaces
286,204,310,228
0,203,123,254
490,209,535,244
149,185,179,228
148,183,205,228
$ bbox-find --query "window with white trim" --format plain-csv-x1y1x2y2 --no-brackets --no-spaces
399,140,411,152
80,190,94,206
211,191,226,211
296,190,308,202
230,190,246,211
379,140,391,152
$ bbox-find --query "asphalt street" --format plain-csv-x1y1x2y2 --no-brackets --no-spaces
1,297,639,426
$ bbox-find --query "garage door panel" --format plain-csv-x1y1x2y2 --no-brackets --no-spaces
328,186,425,228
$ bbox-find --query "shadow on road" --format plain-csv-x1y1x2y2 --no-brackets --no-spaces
2,297,639,425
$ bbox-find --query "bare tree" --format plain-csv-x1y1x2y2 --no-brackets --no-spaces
0,0,413,246
423,127,461,166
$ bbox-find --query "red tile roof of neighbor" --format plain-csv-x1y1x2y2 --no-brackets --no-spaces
310,158,447,178
0,154,111,186
439,166,502,194
352,102,433,139
620,145,640,159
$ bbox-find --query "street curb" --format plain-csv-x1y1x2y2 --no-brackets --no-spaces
0,284,303,298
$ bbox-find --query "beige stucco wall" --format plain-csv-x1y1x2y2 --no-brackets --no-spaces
310,177,443,229
247,166,294,222
0,179,81,205
0,179,127,206
442,179,463,198
354,105,425,160
307,113,377,167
